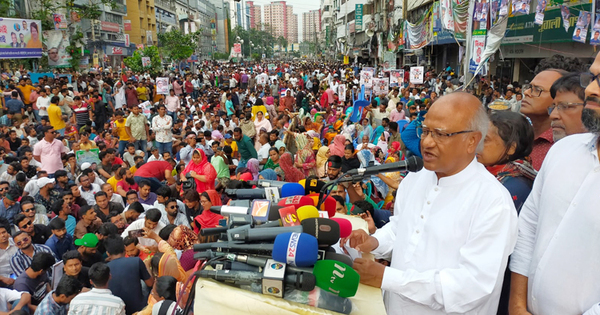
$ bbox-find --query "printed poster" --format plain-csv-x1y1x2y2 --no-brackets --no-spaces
360,70,373,88
409,67,424,84
141,56,151,67
0,18,43,59
76,149,100,166
389,69,404,87
469,33,487,73
441,0,455,31
156,77,169,94
490,0,499,25
534,0,547,25
338,84,347,101
372,78,389,96
591,15,600,45
43,30,71,68
573,11,591,43
513,0,530,15
53,14,67,30
499,0,508,16
561,5,570,32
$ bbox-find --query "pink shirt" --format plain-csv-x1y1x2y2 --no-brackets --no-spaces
389,109,405,122
33,138,68,174
165,95,180,112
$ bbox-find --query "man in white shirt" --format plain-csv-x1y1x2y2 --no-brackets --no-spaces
121,208,165,247
113,81,126,110
508,53,600,315
344,92,518,314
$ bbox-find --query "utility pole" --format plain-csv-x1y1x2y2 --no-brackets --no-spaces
463,0,476,87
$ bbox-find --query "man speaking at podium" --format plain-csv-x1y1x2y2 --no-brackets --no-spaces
343,93,518,314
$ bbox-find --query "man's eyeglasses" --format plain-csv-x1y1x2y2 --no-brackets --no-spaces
0,187,7,192
416,126,474,142
580,72,600,88
522,84,545,97
547,102,585,115
168,205,177,209
15,236,30,246
19,221,33,229
22,207,35,213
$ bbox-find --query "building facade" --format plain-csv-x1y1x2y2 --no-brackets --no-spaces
302,9,321,42
124,0,157,46
263,1,298,43
247,1,262,30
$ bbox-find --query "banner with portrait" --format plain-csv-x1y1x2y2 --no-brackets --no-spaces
409,67,424,84
534,0,547,25
156,77,169,94
573,10,591,43
0,18,43,59
42,30,70,68
591,15,600,45
372,78,389,96
360,70,373,88
389,69,404,87
512,0,531,15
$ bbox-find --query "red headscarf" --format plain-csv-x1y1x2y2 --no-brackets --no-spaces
182,149,217,194
279,152,305,183
329,134,346,157
193,190,223,233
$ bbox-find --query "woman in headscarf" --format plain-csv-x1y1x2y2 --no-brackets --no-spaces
315,146,330,178
193,190,224,235
210,149,231,190
279,152,305,183
246,158,260,181
329,134,346,157
341,144,360,173
357,149,388,204
359,118,373,140
259,169,278,180
263,148,284,180
370,126,385,145
252,97,269,120
378,131,389,156
181,149,217,194
253,110,272,151
294,135,317,177
304,116,322,133
388,141,403,161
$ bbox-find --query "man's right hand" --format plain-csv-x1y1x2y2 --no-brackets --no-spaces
341,229,379,253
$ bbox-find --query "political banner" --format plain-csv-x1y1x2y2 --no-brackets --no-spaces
156,77,169,94
141,56,151,67
53,14,67,30
338,84,347,101
0,18,43,59
560,5,570,32
382,52,396,71
441,0,454,31
372,78,389,96
499,0,508,16
534,0,547,25
591,15,600,45
573,11,591,43
390,69,404,87
513,0,531,15
409,67,424,84
43,30,70,68
469,31,487,73
124,34,130,47
76,149,100,166
360,70,374,87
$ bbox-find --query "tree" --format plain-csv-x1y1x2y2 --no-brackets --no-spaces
157,29,201,63
229,25,275,59
123,45,162,77
277,36,288,53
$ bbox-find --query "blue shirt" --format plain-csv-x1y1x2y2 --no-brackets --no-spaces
34,291,67,315
226,100,234,116
45,234,76,260
5,99,24,114
0,199,20,225
107,257,151,315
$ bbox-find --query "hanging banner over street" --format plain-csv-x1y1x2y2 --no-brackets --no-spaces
469,30,487,73
409,67,424,84
355,4,363,32
390,69,404,87
0,18,43,59
406,13,432,49
561,6,571,32
441,0,454,31
573,10,591,43
534,0,547,25
452,0,469,39
591,15,600,45
43,30,71,68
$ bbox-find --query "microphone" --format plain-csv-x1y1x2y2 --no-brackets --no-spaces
277,196,315,210
224,188,266,199
313,260,360,298
222,252,314,274
272,232,319,267
229,225,303,242
297,205,320,222
193,242,274,254
345,156,424,176
284,287,353,314
209,206,283,221
300,218,340,246
246,179,287,189
280,183,305,198
322,252,354,268
330,218,352,238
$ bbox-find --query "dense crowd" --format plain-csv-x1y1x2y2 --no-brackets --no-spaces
0,52,597,315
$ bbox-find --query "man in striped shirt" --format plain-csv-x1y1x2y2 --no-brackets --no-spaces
68,262,125,315
10,230,57,276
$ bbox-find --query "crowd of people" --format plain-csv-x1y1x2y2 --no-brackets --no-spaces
0,52,597,315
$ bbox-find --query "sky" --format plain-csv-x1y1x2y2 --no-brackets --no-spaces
246,0,321,42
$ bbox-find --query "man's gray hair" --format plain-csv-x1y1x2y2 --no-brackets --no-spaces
468,105,489,153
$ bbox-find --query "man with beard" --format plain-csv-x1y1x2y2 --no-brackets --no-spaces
10,230,56,276
75,233,102,268
44,218,75,259
53,170,69,193
321,156,342,181
14,214,51,245
508,54,600,315
107,212,126,233
20,200,48,225
51,198,76,236
68,183,88,207
115,168,138,198
0,189,20,225
121,201,145,226
0,181,9,199
34,177,60,213
92,192,124,223
74,206,102,239
154,186,189,228
0,218,17,286
78,173,101,206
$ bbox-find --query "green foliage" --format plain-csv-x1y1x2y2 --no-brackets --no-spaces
251,53,261,62
65,30,84,69
123,45,162,77
277,36,288,51
0,0,17,17
229,25,275,58
157,29,201,62
212,52,229,60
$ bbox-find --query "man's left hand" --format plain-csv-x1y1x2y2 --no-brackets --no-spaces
353,258,385,288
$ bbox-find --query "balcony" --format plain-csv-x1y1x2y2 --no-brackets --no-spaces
105,3,127,14
155,0,176,11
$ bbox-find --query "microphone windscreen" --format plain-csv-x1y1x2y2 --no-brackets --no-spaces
278,196,315,210
281,183,306,197
320,196,337,218
297,205,320,222
300,218,340,246
272,232,319,267
324,252,354,268
330,218,352,238
304,177,325,195
268,205,282,221
313,260,360,297
407,156,424,172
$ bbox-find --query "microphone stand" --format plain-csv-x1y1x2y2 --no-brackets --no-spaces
316,172,364,209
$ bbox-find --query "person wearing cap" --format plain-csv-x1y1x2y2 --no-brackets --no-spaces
75,233,103,268
34,177,59,212
33,126,68,177
322,155,342,181
0,189,20,225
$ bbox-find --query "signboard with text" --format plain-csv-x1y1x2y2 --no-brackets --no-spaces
355,4,363,32
0,18,43,59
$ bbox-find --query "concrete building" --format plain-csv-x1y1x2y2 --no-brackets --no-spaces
302,9,320,42
263,1,298,43
155,0,178,34
247,1,262,30
124,0,157,46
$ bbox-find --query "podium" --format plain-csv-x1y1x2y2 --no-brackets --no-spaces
194,278,386,314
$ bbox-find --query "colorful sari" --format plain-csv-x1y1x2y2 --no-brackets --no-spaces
279,152,305,183
181,149,217,194
294,138,317,177
315,146,330,178
193,190,223,233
